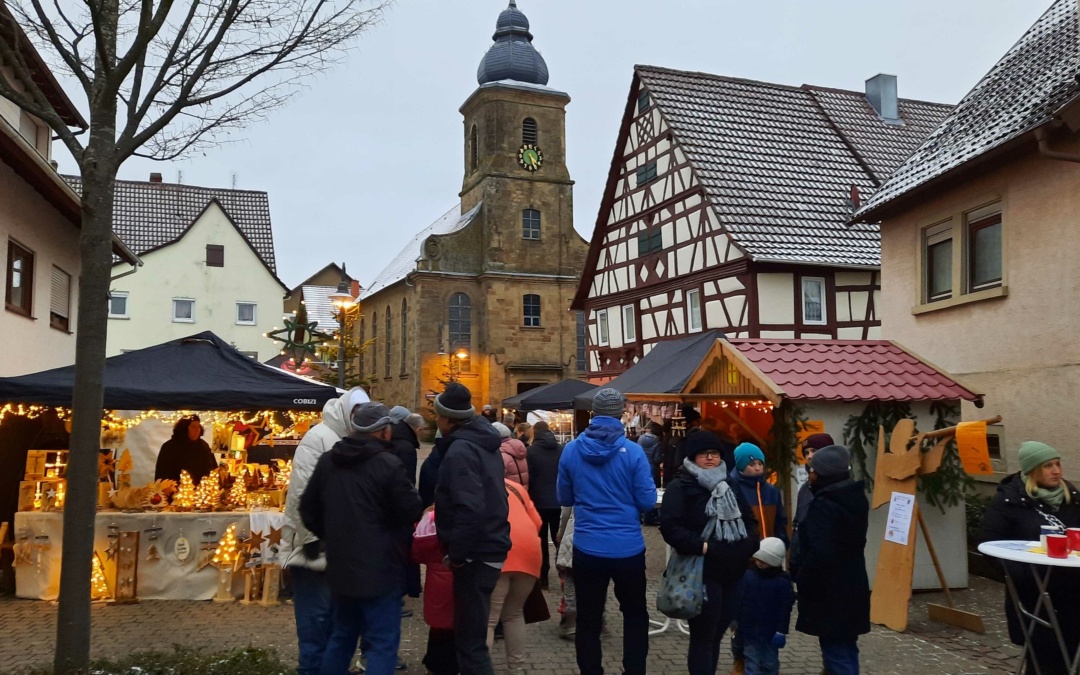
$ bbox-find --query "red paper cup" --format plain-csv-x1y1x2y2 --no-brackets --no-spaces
1069,528,1080,552
1047,534,1069,559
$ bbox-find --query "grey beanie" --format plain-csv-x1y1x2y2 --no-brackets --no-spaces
351,402,393,434
810,444,851,478
592,388,626,417
434,382,475,420
388,405,411,424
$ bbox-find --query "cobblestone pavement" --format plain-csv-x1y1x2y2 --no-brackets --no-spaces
0,523,1021,674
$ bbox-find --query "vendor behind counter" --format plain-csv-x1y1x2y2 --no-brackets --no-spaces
154,416,217,484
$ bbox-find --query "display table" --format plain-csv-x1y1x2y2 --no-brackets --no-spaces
978,540,1080,674
14,510,286,601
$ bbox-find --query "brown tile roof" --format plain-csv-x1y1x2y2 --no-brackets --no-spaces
856,0,1080,219
636,66,952,267
65,176,277,273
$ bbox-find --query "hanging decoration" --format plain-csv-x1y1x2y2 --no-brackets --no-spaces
144,525,163,562
265,304,333,365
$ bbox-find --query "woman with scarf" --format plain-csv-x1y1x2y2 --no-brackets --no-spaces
980,442,1080,675
660,431,759,675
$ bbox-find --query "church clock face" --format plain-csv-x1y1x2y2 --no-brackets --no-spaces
517,144,543,172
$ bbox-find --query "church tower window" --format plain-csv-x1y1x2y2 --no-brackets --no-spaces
522,117,538,145
523,209,541,240
449,292,472,373
523,294,541,327
470,125,479,173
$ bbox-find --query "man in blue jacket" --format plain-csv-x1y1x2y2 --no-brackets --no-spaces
558,388,657,675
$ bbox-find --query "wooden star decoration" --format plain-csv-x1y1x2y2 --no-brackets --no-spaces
266,526,283,547
245,530,267,551
46,488,57,500
105,541,118,561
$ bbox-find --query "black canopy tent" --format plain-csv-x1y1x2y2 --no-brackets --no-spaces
572,330,725,410
501,378,597,412
0,331,341,411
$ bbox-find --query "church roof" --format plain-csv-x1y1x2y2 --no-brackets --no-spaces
362,202,483,298
477,1,549,86
855,0,1080,221
634,66,952,267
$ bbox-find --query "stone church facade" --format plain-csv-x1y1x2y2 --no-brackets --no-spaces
360,1,588,413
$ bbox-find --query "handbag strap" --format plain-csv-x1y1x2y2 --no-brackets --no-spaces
506,481,527,508
511,456,525,485
756,482,767,540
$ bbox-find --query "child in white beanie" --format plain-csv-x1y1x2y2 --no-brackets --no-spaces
733,537,794,675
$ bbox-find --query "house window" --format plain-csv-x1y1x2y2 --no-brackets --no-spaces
401,299,408,375
470,125,479,173
172,298,195,323
6,240,34,316
924,220,954,303
50,267,71,331
968,209,1003,292
638,90,651,114
597,309,609,346
623,304,636,342
576,311,586,372
370,312,378,377
385,306,392,378
687,289,702,332
236,302,257,325
635,160,658,187
637,228,663,256
801,277,827,325
108,291,129,319
206,244,224,267
523,294,541,327
522,118,538,145
523,209,541,240
449,292,471,372
359,317,366,375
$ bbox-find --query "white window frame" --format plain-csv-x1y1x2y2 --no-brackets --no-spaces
235,301,257,325
923,219,955,304
108,291,129,319
622,304,636,343
597,309,609,346
801,277,827,326
686,289,702,332
172,298,195,323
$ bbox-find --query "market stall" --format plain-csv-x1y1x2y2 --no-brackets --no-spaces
0,331,341,602
502,378,596,441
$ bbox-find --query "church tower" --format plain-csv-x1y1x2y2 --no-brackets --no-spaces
460,0,577,278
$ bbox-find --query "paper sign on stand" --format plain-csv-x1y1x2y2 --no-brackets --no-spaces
885,492,915,546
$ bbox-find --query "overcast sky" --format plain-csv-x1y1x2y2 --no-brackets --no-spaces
86,0,1051,288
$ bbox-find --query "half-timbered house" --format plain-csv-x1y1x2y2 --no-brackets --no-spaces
572,66,952,379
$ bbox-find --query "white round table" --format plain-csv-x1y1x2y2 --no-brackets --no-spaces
978,541,1080,674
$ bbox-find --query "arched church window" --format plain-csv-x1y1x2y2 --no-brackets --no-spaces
522,118,538,145
449,293,472,373
385,306,392,378
400,298,408,375
470,125,479,173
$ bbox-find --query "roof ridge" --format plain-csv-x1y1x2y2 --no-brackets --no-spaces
801,84,953,108
63,174,270,196
635,64,808,94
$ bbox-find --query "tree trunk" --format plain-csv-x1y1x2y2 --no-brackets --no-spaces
52,163,117,674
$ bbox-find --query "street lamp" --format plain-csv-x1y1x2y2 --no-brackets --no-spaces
437,340,469,381
327,263,356,389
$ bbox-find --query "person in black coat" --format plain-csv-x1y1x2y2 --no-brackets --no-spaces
792,445,869,675
154,416,218,484
300,402,424,675
979,441,1080,675
526,420,562,588
388,406,420,485
660,431,759,675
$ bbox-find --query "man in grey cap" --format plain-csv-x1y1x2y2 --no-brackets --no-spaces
301,402,424,675
558,388,656,675
433,382,510,675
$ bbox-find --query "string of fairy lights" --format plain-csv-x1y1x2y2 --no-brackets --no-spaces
0,403,322,434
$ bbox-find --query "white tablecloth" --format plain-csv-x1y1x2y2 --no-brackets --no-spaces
978,540,1080,567
14,510,286,601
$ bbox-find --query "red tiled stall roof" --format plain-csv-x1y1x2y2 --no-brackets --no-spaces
726,338,980,403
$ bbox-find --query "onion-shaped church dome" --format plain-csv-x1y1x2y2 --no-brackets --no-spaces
476,1,549,86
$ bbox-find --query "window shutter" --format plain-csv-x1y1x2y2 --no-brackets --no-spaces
51,267,70,318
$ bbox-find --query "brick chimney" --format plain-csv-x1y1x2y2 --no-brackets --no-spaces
865,74,901,124
149,172,163,183
350,280,362,298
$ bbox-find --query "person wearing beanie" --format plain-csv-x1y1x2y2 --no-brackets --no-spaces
432,382,511,674
789,433,835,570
386,405,419,487
792,443,869,675
495,422,530,488
558,387,657,675
300,402,424,675
481,404,498,424
981,442,1080,674
728,442,789,546
734,537,794,675
660,429,757,675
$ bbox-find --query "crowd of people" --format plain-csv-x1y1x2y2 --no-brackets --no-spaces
280,381,1077,675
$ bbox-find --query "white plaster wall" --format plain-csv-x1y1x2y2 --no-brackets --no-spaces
0,158,82,375
106,202,285,360
757,273,795,325
795,401,968,589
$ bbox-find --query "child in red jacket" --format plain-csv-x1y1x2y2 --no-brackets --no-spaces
412,510,457,675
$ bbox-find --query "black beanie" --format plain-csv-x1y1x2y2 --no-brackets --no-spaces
434,382,475,420
682,430,722,462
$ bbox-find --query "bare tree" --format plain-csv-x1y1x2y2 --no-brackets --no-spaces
0,0,388,671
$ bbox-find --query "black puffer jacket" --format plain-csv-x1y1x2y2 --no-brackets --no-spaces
659,469,759,587
300,434,424,598
435,417,511,564
979,473,1080,646
793,478,870,640
526,428,562,510
389,420,419,486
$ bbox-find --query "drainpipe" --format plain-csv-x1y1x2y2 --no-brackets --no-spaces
1035,127,1080,163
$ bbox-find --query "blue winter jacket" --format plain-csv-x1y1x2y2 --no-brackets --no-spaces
729,468,789,546
557,416,657,558
736,566,794,640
